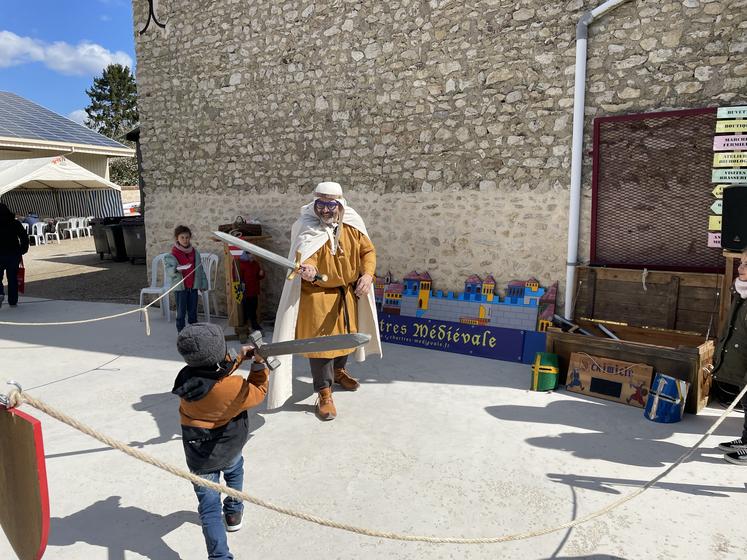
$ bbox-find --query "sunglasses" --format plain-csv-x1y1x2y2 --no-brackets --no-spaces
314,199,340,212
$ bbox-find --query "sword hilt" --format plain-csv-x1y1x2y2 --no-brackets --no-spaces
249,330,281,370
288,251,328,283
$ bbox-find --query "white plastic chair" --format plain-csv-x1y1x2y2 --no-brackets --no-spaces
30,222,46,245
83,216,94,236
63,218,79,239
45,221,62,244
139,253,171,322
21,222,29,233
199,252,220,323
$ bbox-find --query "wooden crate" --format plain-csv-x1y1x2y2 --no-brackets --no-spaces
547,324,713,414
574,266,722,337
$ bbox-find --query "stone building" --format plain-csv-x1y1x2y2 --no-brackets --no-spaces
132,0,747,316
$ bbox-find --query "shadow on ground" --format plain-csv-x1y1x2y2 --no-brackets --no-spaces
48,496,198,560
486,395,744,472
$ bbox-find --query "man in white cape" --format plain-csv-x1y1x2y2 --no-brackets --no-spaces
267,181,382,419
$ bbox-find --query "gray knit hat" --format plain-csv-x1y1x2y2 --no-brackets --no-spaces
177,323,227,367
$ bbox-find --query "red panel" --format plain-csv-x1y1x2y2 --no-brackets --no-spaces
4,406,49,560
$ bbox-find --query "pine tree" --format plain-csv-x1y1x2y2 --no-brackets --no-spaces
84,64,138,139
84,64,139,185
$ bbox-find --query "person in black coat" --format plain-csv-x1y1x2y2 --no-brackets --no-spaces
0,203,30,308
714,250,747,465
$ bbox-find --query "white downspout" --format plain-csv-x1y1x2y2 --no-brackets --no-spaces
564,0,633,319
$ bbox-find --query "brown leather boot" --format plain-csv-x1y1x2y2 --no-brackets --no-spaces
316,387,336,420
334,368,360,391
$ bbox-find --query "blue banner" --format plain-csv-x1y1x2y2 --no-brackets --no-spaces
378,313,529,363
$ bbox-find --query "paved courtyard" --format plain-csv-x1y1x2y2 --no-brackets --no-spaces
22,236,145,304
0,297,745,560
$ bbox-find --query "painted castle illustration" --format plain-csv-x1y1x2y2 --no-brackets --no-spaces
374,271,557,332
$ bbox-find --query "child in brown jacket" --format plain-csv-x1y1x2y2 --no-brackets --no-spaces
172,322,269,560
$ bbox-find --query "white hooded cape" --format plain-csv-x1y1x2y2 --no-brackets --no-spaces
267,200,382,409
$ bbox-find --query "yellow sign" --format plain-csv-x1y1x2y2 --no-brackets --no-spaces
708,215,722,231
712,185,725,198
713,152,747,167
715,119,747,133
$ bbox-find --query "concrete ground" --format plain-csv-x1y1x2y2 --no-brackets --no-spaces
23,236,145,303
0,297,745,560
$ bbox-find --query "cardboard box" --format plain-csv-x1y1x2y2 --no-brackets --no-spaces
566,352,654,408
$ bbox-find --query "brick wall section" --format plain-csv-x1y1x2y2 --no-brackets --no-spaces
132,0,747,316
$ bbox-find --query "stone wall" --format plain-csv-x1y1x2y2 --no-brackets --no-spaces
132,0,747,317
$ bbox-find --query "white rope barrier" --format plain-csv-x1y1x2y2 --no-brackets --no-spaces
0,261,204,334
3,382,745,544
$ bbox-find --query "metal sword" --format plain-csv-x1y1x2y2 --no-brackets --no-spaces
213,231,328,282
243,332,371,370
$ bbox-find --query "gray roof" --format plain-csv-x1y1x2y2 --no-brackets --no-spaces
0,91,128,150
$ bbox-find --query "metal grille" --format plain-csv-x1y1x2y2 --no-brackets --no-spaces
591,108,722,272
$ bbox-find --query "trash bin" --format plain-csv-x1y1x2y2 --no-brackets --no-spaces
121,217,146,264
90,218,110,260
104,222,128,262
91,216,124,260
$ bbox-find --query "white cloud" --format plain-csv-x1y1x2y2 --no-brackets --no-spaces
100,15,112,22
67,109,88,126
0,30,133,76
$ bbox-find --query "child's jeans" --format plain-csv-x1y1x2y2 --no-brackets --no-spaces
175,288,199,332
192,454,244,560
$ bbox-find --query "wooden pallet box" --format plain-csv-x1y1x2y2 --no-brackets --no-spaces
548,266,718,414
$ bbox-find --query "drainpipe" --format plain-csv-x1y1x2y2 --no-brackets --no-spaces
564,0,633,319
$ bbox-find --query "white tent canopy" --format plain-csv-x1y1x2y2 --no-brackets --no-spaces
0,156,121,195
0,156,123,217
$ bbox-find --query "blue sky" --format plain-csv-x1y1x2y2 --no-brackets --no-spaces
0,0,136,125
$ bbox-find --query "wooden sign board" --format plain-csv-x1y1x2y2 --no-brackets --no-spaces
566,352,654,408
708,232,722,248
717,106,747,119
713,152,747,167
715,119,747,133
708,215,722,231
712,168,747,183
713,135,747,152
0,406,49,560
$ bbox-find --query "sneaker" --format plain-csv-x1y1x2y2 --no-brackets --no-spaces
724,448,747,465
224,511,243,532
717,439,747,453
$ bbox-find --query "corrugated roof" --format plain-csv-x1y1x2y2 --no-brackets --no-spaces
0,91,128,150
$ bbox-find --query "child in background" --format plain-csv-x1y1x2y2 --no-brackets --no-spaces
172,323,269,560
238,251,265,332
165,225,209,332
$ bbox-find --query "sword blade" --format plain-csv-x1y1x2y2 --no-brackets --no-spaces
213,231,297,273
257,333,371,357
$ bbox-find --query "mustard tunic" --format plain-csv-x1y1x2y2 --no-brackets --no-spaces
296,224,376,358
